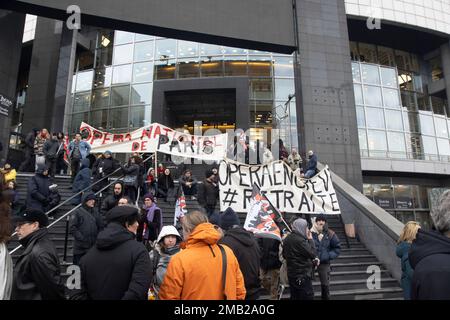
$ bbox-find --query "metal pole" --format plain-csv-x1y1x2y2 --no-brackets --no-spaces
63,215,70,263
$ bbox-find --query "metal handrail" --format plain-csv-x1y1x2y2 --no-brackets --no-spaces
10,164,123,238
9,155,154,255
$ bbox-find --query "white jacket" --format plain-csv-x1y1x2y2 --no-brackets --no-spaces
0,243,12,300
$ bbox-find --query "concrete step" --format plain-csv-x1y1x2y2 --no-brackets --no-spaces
312,278,399,292
329,261,384,272
315,269,391,281
334,254,379,263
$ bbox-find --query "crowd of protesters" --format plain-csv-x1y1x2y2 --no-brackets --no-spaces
1,130,449,302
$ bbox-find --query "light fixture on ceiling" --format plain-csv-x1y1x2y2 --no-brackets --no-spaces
101,36,110,47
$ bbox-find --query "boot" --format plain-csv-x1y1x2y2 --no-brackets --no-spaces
321,285,330,300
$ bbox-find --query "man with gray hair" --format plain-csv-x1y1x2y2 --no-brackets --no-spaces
409,190,450,300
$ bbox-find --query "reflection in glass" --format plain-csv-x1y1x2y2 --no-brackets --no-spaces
131,83,152,105
199,43,222,56
358,129,367,150
437,138,450,156
75,70,93,92
377,46,395,66
91,88,110,109
367,130,387,152
363,85,382,106
275,79,295,101
380,67,397,87
401,91,417,111
134,41,154,61
385,110,403,131
113,44,133,65
130,105,145,128
405,133,423,159
365,107,385,129
111,85,130,106
112,64,132,84
70,112,89,134
135,33,154,42
93,67,112,88
383,88,400,108
434,117,448,138
422,136,437,156
133,62,154,83
95,46,113,68
358,43,377,63
73,92,90,112
91,110,108,129
353,84,363,105
155,39,176,59
178,41,198,57
352,62,361,83
361,64,380,84
398,71,414,91
419,114,435,136
356,107,365,128
274,57,294,77
222,47,248,55
109,107,128,129
114,30,134,45
387,131,406,153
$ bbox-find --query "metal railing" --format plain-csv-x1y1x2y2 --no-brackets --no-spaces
9,155,154,256
360,149,450,163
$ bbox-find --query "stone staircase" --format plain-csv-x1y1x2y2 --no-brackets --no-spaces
9,170,404,300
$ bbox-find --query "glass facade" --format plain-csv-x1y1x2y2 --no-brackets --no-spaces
69,30,298,149
352,42,449,162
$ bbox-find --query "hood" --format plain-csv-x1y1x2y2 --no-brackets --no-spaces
186,223,221,248
225,227,255,247
292,218,308,238
409,229,450,269
80,158,91,169
96,223,134,250
157,225,182,243
35,163,49,174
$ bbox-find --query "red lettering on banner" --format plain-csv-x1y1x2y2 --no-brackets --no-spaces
213,136,223,147
102,133,112,145
91,130,104,145
80,125,92,141
153,125,162,138
113,134,123,142
125,133,132,141
141,128,151,139
132,142,140,151
141,140,148,151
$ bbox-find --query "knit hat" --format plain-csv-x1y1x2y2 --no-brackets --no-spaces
104,150,112,156
205,169,214,179
82,192,96,203
315,214,327,223
143,193,154,201
218,207,240,231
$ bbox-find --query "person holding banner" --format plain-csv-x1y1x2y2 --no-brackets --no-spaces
283,218,319,300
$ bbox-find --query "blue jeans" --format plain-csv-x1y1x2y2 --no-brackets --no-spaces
304,169,315,179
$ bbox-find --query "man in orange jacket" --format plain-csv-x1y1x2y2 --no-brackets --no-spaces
158,211,246,300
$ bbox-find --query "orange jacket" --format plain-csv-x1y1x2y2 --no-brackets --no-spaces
158,223,246,300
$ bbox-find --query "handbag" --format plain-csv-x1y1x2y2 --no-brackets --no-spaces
123,175,137,186
218,245,227,300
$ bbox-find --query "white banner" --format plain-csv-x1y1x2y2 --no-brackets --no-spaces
79,122,228,161
219,159,340,214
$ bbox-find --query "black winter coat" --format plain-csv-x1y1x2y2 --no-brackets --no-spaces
70,223,152,300
220,227,261,298
70,205,104,255
26,173,52,212
11,228,65,300
122,163,140,188
409,229,450,300
198,179,219,207
43,139,63,160
24,131,36,154
92,157,119,192
100,193,122,216
73,159,92,193
282,231,317,280
258,237,282,271
157,174,174,192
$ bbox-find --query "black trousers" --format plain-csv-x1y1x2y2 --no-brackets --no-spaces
71,158,81,182
125,186,137,203
288,276,314,300
46,158,57,177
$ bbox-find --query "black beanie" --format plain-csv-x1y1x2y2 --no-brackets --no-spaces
218,207,240,231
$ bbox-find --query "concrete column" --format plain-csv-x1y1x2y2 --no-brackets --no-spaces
294,0,363,226
0,10,25,164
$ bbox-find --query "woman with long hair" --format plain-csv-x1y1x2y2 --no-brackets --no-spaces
396,221,421,300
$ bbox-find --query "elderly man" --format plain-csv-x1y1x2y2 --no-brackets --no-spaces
287,148,302,172
304,150,317,179
409,190,450,299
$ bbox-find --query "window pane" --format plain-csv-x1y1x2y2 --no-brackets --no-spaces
93,67,112,88
224,56,247,76
75,70,93,92
415,211,432,231
113,44,133,65
111,85,130,106
91,110,108,129
134,41,154,61
422,136,437,155
380,67,397,87
95,46,113,68
248,56,271,77
416,186,429,209
394,185,413,209
199,43,222,56
250,79,273,100
403,112,420,133
73,92,90,112
177,59,199,78
372,184,394,209
361,64,380,84
387,131,406,152
178,41,198,58
135,33,154,42
274,79,295,101
133,62,154,83
353,84,363,105
377,46,395,66
91,88,110,109
363,85,382,106
70,112,89,134
405,133,423,158
356,106,365,127
434,117,448,138
359,44,377,64
114,31,134,45
155,39,176,59
401,91,417,111
200,57,223,77
437,138,450,156
358,129,367,150
383,88,401,108
112,64,132,84
398,71,414,91
131,83,152,105
367,130,387,151
385,110,403,130
130,105,145,128
419,114,435,136
274,56,294,77
154,59,176,80
365,107,385,129
109,107,129,129
222,46,248,55
352,62,361,82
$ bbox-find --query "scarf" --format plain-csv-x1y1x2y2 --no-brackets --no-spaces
143,203,162,239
